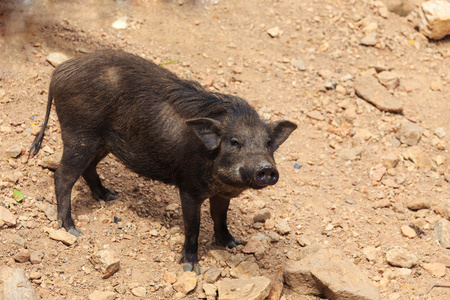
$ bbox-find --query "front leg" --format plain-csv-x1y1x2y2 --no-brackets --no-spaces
178,191,203,275
210,195,241,248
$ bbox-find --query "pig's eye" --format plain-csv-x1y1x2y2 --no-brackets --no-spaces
230,138,241,148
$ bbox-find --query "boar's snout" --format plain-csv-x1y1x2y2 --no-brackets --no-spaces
255,163,279,187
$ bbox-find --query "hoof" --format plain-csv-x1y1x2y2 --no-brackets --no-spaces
68,227,83,237
183,263,200,275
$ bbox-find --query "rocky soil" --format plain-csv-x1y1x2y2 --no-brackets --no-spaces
1,0,450,299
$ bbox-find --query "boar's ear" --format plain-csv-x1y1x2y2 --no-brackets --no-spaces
186,118,222,150
269,120,297,151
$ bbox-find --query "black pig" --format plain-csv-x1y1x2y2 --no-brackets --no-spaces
29,50,296,274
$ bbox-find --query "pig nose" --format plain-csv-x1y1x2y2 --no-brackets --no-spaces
255,164,279,187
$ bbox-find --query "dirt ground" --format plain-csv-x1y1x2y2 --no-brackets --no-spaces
1,0,450,299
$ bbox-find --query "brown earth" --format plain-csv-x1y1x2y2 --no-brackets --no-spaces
1,0,450,299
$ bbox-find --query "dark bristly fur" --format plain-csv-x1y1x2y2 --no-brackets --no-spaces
29,50,297,274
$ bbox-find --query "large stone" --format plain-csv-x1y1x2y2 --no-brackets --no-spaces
435,219,450,248
89,250,120,279
386,247,419,268
284,248,379,300
88,290,117,300
48,228,77,246
0,206,17,227
416,0,450,39
172,271,197,295
217,277,271,300
395,120,422,146
354,75,403,113
0,267,37,300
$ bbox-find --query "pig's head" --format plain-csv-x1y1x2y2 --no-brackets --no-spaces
186,102,297,191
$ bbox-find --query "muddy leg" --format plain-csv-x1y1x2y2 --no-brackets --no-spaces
210,195,241,248
82,148,116,201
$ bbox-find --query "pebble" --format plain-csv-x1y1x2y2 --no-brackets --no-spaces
371,164,386,182
435,127,446,138
386,247,419,268
5,144,22,158
164,271,177,284
131,286,146,297
46,52,69,67
360,32,378,46
382,153,399,169
362,246,378,261
13,249,31,263
407,199,431,211
267,26,281,38
306,110,325,121
338,147,362,161
89,250,120,279
401,225,417,238
395,120,422,146
376,71,400,90
354,75,403,113
0,206,17,227
172,271,197,295
30,250,44,264
112,16,128,29
253,208,271,223
203,283,217,300
290,57,306,71
434,219,450,248
39,153,62,171
434,200,450,219
423,263,446,277
230,261,261,278
276,219,291,235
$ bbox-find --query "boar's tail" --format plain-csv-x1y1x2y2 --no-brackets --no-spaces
28,87,54,161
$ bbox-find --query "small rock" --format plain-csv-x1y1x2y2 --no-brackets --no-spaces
89,250,120,279
253,208,271,223
338,147,362,161
0,267,37,300
386,247,419,268
395,120,422,146
217,277,271,300
407,199,431,211
371,164,386,182
354,75,403,113
165,203,179,211
48,228,77,246
435,219,450,248
88,290,117,300
382,153,399,169
0,206,17,227
423,263,446,277
131,286,146,297
29,271,42,280
431,136,446,150
172,271,197,295
360,32,378,46
5,144,22,158
204,268,221,283
267,26,281,38
401,225,417,238
290,57,306,71
436,255,450,267
276,219,291,235
430,81,443,91
30,250,44,264
164,271,177,284
376,71,400,90
402,146,432,169
435,127,446,138
13,249,31,263
203,283,217,300
39,153,62,171
231,261,261,278
30,125,40,136
362,246,378,261
243,236,266,254
46,52,69,67
112,16,128,29
267,266,284,300
306,110,325,121
434,200,450,219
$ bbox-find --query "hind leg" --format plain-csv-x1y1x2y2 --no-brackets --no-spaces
82,148,116,201
55,138,103,236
